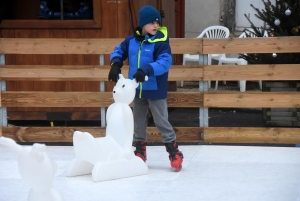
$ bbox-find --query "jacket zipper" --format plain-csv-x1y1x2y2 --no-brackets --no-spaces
138,40,145,98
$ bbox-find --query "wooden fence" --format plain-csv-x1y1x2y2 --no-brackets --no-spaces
0,36,300,144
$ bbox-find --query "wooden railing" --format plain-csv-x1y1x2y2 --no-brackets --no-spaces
0,36,300,144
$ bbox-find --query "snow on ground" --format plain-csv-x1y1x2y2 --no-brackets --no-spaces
1,145,300,201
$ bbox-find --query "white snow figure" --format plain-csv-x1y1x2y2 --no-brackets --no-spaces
0,137,64,201
67,74,148,182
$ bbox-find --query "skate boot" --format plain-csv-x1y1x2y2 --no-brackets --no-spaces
133,141,147,162
165,141,183,171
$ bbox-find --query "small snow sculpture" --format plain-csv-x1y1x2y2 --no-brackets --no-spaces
67,74,148,182
0,136,64,201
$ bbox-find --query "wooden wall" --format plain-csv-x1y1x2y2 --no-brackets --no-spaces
0,0,179,121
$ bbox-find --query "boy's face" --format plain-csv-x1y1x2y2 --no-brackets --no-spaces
142,21,159,35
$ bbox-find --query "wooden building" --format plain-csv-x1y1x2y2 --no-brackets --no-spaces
0,0,184,125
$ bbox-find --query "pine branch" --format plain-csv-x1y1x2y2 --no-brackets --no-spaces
240,0,300,64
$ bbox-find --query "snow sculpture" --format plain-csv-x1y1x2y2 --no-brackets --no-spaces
67,74,148,182
0,137,64,201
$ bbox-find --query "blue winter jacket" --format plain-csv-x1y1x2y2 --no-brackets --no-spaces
110,26,172,99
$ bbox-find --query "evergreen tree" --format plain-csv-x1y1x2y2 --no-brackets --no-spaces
239,0,300,64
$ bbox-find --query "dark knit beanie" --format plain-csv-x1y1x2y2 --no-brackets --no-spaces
138,5,161,28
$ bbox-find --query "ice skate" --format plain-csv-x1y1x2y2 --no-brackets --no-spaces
133,141,147,162
165,141,183,171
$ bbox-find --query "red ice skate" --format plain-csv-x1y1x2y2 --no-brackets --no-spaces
133,141,147,162
165,141,184,171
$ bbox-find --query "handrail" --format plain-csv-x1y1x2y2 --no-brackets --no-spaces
0,37,300,54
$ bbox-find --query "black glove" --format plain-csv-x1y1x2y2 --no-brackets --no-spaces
108,63,122,82
133,69,146,82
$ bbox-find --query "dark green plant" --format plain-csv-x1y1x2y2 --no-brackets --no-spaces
239,0,300,64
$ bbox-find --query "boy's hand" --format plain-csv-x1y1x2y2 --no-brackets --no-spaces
133,69,146,82
108,63,122,82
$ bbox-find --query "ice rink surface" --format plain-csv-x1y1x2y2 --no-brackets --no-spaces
1,145,300,201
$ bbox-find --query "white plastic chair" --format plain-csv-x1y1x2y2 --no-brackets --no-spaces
240,28,269,38
181,25,230,88
216,29,268,92
216,54,248,92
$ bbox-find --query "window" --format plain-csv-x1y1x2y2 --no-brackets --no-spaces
39,0,93,20
0,0,101,29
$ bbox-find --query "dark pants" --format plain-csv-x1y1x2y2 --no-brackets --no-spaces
133,97,176,143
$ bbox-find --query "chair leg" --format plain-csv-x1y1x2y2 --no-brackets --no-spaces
258,80,262,89
215,81,218,90
216,60,225,88
240,80,246,92
208,56,212,88
208,81,211,89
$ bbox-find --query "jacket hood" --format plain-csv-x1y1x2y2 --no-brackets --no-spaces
134,26,168,43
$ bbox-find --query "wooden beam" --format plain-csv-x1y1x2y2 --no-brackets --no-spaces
0,38,203,55
0,65,203,81
3,126,299,144
2,126,203,143
2,127,105,142
204,127,300,144
0,20,100,29
1,92,203,108
2,91,300,108
169,65,204,80
5,91,299,109
167,92,203,107
204,64,300,81
203,36,300,54
204,92,300,108
170,38,203,54
1,92,114,107
0,37,299,55
1,64,299,81
147,127,203,142
0,65,112,81
0,38,121,55
7,111,102,120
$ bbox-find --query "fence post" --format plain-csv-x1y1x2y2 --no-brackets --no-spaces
0,54,8,127
199,54,209,127
99,54,106,127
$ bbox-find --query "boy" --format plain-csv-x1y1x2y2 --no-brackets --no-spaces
108,5,183,171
